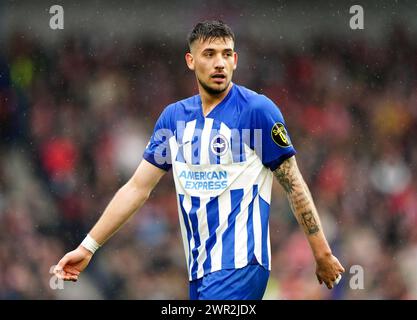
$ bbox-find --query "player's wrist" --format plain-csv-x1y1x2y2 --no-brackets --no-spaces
314,250,332,263
80,234,101,254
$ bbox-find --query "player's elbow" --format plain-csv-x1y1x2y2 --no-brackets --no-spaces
124,177,152,204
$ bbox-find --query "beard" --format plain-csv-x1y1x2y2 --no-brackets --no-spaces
197,76,231,95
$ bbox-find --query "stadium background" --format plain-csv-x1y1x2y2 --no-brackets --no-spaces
0,0,416,299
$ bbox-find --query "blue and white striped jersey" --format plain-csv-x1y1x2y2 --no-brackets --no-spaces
143,84,296,281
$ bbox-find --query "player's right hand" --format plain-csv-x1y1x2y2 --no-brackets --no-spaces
53,246,93,282
315,253,345,290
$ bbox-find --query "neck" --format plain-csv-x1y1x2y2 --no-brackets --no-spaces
199,82,233,116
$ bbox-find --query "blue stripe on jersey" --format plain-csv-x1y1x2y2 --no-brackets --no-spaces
179,194,192,272
189,196,201,279
259,195,270,268
221,189,244,268
247,185,258,264
202,197,220,274
191,120,204,165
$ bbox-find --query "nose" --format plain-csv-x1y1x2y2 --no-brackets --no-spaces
214,54,225,70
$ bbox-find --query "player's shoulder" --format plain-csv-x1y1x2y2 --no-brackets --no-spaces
159,94,199,120
235,84,280,114
173,94,199,108
233,84,258,101
170,94,200,114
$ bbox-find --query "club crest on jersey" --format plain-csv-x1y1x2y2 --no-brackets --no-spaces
210,134,229,156
271,122,292,147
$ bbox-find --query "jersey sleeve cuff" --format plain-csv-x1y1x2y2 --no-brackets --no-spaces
143,152,172,171
265,149,297,171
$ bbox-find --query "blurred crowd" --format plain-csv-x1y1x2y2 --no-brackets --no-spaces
0,24,416,299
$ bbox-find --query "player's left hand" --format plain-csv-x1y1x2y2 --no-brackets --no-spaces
315,254,345,289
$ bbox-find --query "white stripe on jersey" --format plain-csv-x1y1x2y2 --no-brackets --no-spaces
169,135,179,166
252,190,263,266
219,123,232,165
195,197,210,279
259,169,273,204
199,118,214,165
182,119,197,164
234,187,252,268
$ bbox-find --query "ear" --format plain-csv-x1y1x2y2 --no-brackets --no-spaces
233,52,238,71
185,52,195,71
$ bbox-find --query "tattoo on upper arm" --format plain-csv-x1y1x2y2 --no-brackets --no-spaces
273,158,295,194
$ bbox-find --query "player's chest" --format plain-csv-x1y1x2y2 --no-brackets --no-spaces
170,118,255,166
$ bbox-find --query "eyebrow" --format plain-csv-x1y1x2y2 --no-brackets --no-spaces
202,48,234,53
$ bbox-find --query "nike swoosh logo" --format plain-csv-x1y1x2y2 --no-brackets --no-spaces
178,140,191,148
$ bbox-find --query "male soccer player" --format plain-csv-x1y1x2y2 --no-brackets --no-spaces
54,20,345,299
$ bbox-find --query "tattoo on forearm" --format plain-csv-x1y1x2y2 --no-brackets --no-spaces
301,211,320,235
274,157,320,236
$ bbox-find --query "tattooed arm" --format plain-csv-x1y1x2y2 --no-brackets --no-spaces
274,156,345,289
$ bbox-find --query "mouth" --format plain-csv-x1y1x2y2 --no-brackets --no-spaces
211,73,226,83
